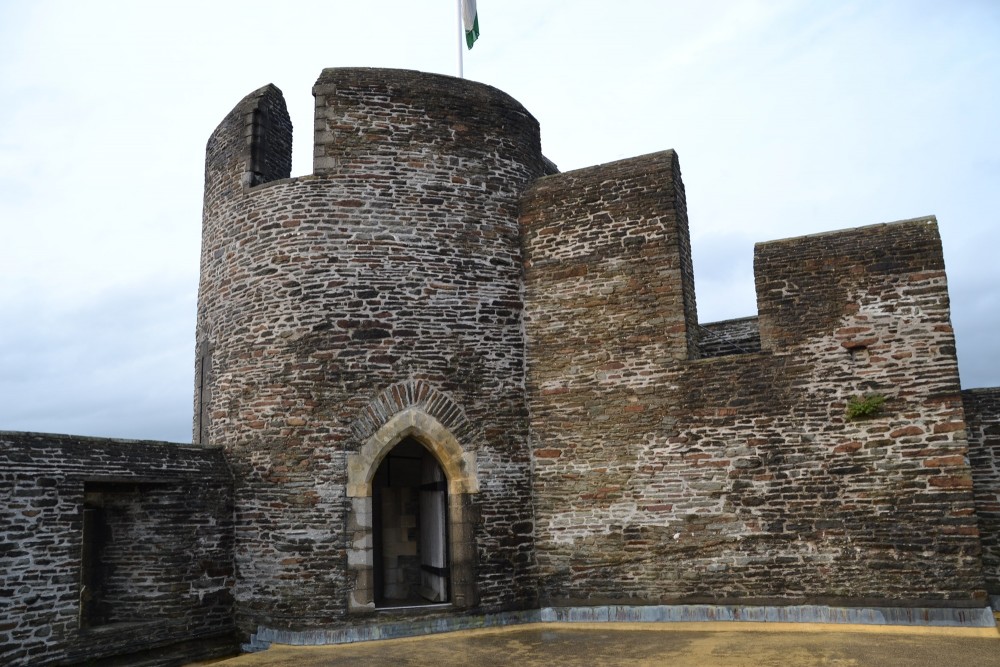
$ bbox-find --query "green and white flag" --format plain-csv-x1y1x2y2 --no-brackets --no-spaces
463,0,480,49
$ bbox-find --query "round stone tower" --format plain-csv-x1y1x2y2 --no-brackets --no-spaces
196,68,547,634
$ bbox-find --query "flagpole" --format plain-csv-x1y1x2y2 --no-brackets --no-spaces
457,0,464,78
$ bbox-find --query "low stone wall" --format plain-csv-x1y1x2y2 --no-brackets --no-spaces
0,432,236,667
241,601,995,651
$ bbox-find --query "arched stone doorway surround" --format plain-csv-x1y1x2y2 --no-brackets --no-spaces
346,381,479,613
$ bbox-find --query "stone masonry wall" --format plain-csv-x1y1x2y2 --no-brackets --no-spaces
0,432,234,667
524,165,986,608
698,316,762,358
522,149,704,603
198,68,548,634
964,387,1000,597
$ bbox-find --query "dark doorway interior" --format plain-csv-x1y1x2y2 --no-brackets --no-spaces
372,437,450,608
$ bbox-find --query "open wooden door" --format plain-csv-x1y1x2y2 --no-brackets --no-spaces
419,451,449,602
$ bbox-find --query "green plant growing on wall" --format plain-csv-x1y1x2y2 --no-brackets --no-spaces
845,393,887,421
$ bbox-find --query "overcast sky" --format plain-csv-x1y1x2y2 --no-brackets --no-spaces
1,1,998,442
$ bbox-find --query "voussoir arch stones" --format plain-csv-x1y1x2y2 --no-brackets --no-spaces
347,380,479,498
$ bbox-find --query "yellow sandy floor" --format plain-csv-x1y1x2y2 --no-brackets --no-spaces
189,621,1000,667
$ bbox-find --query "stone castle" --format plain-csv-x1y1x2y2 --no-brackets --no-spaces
3,68,1000,666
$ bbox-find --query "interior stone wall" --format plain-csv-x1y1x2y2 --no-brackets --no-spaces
0,432,235,667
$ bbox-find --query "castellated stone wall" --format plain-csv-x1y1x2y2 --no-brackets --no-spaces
4,68,1000,666
524,163,986,609
197,68,549,634
0,432,234,667
964,388,1000,599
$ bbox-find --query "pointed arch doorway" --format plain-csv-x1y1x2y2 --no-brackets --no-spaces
346,407,478,613
372,436,449,606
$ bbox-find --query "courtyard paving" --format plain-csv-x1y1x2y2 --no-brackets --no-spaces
191,621,1000,666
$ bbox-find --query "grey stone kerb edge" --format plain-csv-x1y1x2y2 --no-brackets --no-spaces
243,603,996,652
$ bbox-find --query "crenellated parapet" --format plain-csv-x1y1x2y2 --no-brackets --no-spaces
3,63,998,667
203,83,292,209
755,217,949,352
192,66,993,641
526,209,984,608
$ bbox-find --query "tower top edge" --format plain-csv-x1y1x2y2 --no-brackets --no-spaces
313,67,538,125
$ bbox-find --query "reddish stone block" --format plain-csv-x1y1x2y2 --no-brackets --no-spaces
535,449,562,458
923,455,966,468
933,421,966,433
928,475,973,489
